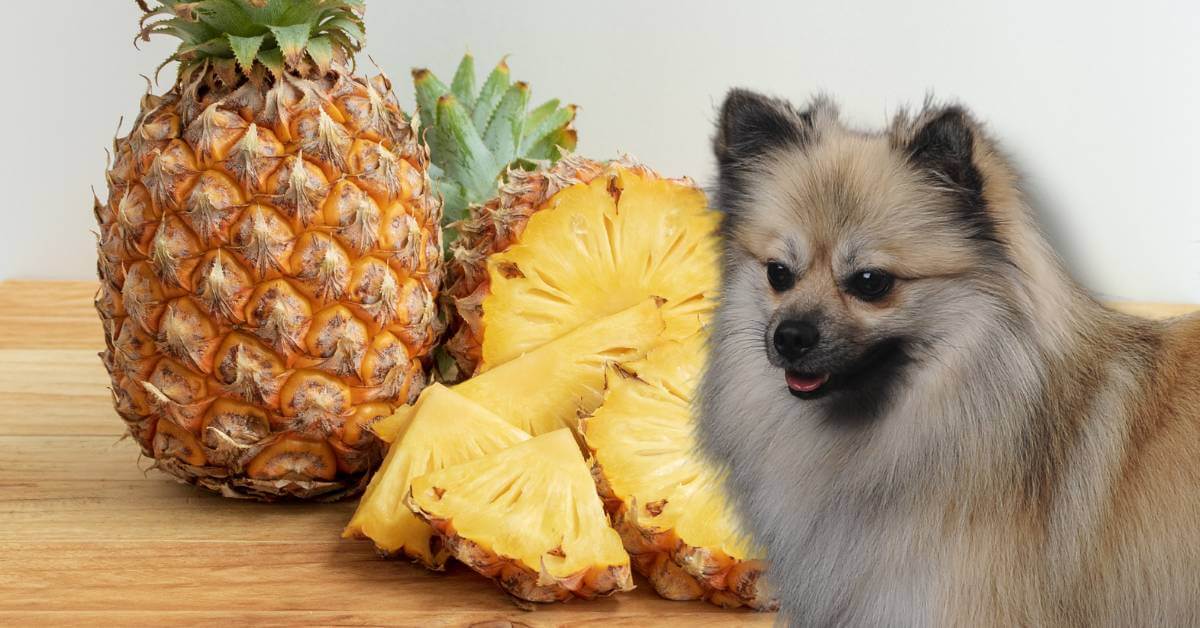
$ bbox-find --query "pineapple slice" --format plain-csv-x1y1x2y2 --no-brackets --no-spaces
583,338,777,610
409,429,633,602
666,471,773,609
455,297,664,435
445,156,720,376
343,384,529,567
370,298,664,440
367,388,426,445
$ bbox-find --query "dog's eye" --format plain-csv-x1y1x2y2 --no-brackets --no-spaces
847,270,894,301
766,261,795,292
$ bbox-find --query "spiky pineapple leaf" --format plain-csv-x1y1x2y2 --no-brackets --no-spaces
520,103,575,154
436,180,469,225
257,48,285,79
415,54,576,226
450,54,477,111
143,16,217,46
192,0,263,38
320,16,365,46
277,2,329,27
524,127,576,162
482,82,530,173
268,23,310,65
470,60,511,131
413,69,450,128
238,0,290,25
524,98,561,134
179,36,233,59
435,95,498,219
427,165,468,227
305,35,334,73
413,69,451,160
227,34,265,75
138,0,366,83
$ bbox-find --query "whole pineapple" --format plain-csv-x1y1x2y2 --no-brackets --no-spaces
94,0,442,500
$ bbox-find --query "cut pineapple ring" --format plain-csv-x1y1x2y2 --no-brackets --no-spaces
455,297,664,436
343,384,529,568
479,165,719,370
409,428,633,602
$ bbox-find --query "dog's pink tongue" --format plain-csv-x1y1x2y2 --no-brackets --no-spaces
786,371,830,393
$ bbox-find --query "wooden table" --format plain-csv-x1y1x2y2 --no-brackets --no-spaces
0,281,1192,626
0,281,775,626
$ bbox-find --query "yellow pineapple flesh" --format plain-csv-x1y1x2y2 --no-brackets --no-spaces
444,155,719,377
454,298,664,435
94,1,441,499
583,335,777,610
409,429,633,602
366,298,664,443
343,383,529,567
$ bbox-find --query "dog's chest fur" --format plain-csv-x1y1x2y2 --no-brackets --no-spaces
706,343,1049,625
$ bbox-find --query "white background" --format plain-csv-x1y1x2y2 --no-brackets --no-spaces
4,0,1197,303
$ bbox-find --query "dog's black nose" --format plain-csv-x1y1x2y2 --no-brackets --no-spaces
774,320,819,359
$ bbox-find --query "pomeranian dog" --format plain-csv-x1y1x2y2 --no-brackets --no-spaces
696,90,1200,626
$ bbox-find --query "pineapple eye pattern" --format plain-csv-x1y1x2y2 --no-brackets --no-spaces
95,0,441,501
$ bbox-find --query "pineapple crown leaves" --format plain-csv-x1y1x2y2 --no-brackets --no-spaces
135,0,366,84
413,53,578,224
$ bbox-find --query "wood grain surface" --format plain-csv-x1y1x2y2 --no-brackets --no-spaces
0,280,1192,626
0,281,774,627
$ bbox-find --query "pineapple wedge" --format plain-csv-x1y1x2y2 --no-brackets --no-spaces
343,384,529,567
371,297,664,440
455,297,664,435
409,429,633,602
583,336,777,610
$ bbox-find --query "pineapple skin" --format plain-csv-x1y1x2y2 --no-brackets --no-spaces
94,64,442,500
597,475,778,611
443,154,718,378
417,516,633,603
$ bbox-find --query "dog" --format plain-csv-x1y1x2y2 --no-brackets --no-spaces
695,89,1200,626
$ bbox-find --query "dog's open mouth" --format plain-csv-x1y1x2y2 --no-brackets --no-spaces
785,371,831,398
782,339,909,402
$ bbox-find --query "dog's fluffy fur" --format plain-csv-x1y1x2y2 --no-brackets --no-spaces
697,90,1200,626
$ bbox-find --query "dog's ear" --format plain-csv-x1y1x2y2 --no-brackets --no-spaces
903,106,996,242
713,91,828,217
714,89,813,168
905,107,985,205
